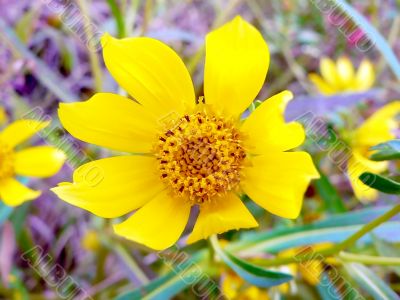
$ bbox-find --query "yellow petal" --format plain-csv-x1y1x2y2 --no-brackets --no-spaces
299,259,324,286
242,286,269,300
0,120,49,148
308,73,335,95
82,230,101,252
187,193,258,244
59,93,159,153
320,57,341,88
0,107,8,126
241,152,319,219
336,57,355,87
221,271,243,299
355,59,375,91
101,34,195,118
113,191,190,250
51,156,165,218
204,16,269,117
348,150,388,202
299,243,333,286
14,146,66,178
0,177,41,206
354,101,400,147
241,91,305,154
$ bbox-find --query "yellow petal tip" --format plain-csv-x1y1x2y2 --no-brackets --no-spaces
100,32,114,49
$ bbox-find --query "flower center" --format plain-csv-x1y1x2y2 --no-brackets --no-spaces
0,140,15,181
155,110,246,204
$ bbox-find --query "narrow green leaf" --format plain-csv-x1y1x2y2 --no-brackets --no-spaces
0,18,77,102
315,171,347,213
370,140,400,161
331,0,400,79
116,271,191,300
344,263,400,300
106,0,126,38
373,236,400,276
232,222,400,256
15,8,38,43
0,202,13,227
115,252,209,300
317,273,342,300
210,236,293,288
230,206,394,252
359,172,400,194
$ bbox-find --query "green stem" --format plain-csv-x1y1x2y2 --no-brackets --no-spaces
76,0,103,92
141,0,153,35
187,0,243,75
257,204,400,267
106,0,126,38
112,243,150,284
332,203,400,252
339,251,400,266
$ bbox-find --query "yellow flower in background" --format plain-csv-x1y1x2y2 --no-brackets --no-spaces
348,101,400,201
0,119,66,206
278,243,334,292
0,107,8,126
309,57,375,95
82,229,101,251
52,16,319,250
222,270,269,300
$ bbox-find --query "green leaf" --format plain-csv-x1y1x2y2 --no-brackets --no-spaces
370,140,400,161
0,18,77,102
230,206,396,253
344,263,400,300
106,0,126,38
116,270,192,300
115,252,210,300
315,171,347,213
231,221,400,256
15,8,38,43
248,100,263,113
359,172,400,194
373,236,400,276
0,202,13,227
317,273,342,300
331,0,400,80
117,207,400,300
210,236,293,288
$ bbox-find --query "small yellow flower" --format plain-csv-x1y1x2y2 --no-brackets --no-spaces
82,229,101,251
278,243,334,289
52,16,319,250
309,57,375,95
222,270,269,300
0,119,66,206
347,101,400,201
0,107,8,126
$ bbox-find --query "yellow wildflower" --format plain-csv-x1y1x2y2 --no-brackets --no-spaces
82,229,101,251
348,101,400,201
0,119,66,206
0,107,8,126
222,270,269,300
309,57,375,95
279,243,335,289
52,16,319,250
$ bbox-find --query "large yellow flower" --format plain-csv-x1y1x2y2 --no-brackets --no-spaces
309,57,375,95
347,101,400,201
52,16,319,250
0,118,66,206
